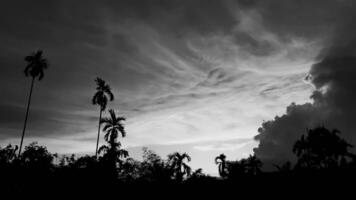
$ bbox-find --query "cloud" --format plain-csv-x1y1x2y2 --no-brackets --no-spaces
252,0,356,168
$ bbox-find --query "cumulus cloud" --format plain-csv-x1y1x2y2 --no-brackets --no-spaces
252,0,356,168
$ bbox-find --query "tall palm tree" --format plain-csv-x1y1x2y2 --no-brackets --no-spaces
168,152,191,182
99,109,128,165
215,153,227,178
19,50,48,156
92,78,114,157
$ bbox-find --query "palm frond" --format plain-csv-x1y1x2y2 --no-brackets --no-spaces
107,89,114,101
102,124,112,132
38,70,44,80
108,109,116,121
98,145,109,154
182,153,191,162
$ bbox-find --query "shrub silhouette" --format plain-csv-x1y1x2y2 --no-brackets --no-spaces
0,144,18,167
225,155,262,179
20,142,53,170
135,148,173,183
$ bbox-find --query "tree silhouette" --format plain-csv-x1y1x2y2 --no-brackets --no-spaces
168,152,191,182
19,50,48,156
245,155,262,175
225,155,262,179
226,160,246,178
138,147,173,183
293,126,354,170
21,142,53,170
0,144,18,167
274,161,292,173
99,109,128,176
215,154,227,178
92,77,114,157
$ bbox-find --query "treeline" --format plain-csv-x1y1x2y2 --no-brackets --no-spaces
1,126,356,193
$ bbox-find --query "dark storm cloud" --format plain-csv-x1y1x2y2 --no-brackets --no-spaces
252,0,356,168
237,0,355,40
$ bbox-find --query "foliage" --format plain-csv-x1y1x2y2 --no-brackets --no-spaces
293,126,354,170
168,152,192,182
24,50,48,80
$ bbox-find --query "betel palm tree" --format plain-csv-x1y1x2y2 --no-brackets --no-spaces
168,152,191,182
99,109,128,166
215,153,227,178
92,77,114,157
19,50,48,156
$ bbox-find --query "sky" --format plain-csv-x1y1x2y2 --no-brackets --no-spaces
0,0,356,175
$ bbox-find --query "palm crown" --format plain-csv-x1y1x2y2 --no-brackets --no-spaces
99,109,128,164
92,78,114,111
168,152,191,181
100,109,126,145
24,50,48,80
215,154,227,177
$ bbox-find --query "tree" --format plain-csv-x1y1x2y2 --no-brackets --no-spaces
19,50,48,156
226,160,247,179
215,154,227,178
92,77,114,157
225,155,262,179
245,155,262,175
139,147,172,183
274,161,292,173
293,126,354,170
99,109,128,175
168,152,191,182
21,142,53,170
0,144,18,167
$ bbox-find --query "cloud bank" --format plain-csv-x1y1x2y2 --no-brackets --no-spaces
252,0,356,167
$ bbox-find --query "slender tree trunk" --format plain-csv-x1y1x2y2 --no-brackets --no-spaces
19,77,35,157
95,109,103,158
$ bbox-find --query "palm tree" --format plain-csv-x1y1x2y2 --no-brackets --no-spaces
92,78,114,157
19,50,48,156
168,152,191,182
215,154,227,178
99,109,128,167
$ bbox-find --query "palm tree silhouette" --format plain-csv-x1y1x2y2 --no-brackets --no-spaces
92,78,114,157
168,152,191,182
215,154,227,178
19,50,48,156
99,109,128,167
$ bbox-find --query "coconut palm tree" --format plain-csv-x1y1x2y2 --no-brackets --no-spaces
168,152,191,182
99,109,128,167
19,50,48,156
215,153,227,178
92,78,114,157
